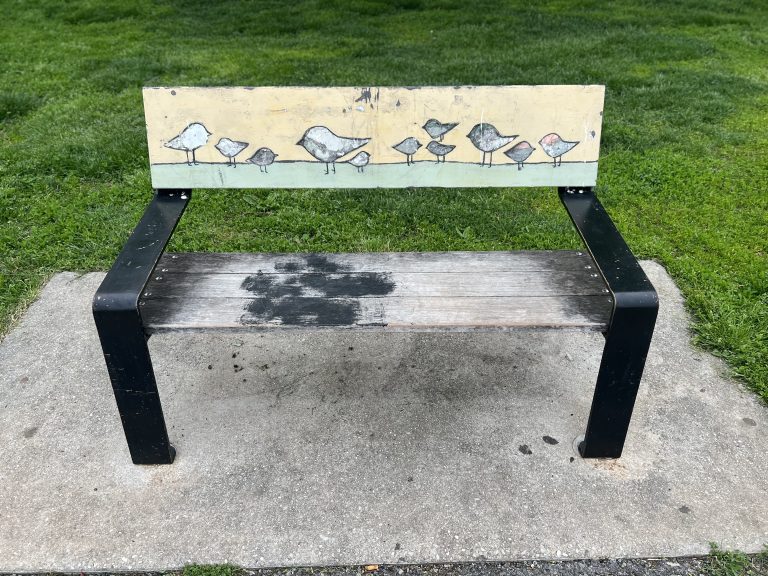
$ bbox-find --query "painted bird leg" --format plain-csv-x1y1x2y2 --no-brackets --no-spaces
489,152,493,167
325,163,330,175
481,152,486,166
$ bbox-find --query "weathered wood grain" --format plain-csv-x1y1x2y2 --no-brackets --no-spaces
155,251,597,274
144,270,606,299
141,295,611,333
140,251,612,333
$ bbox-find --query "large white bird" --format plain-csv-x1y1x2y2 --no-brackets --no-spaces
164,122,211,165
466,123,517,167
297,126,370,174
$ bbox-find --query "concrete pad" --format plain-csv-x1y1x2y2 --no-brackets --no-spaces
0,262,766,571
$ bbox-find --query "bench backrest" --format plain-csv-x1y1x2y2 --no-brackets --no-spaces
143,85,604,189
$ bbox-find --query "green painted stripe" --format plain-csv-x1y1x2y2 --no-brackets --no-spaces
150,161,598,189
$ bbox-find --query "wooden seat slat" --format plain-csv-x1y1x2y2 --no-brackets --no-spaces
156,250,595,274
145,270,606,299
140,251,612,333
141,295,611,333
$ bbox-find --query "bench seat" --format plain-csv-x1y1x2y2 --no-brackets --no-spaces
140,250,612,333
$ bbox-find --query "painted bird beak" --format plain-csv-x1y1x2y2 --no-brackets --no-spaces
296,138,304,146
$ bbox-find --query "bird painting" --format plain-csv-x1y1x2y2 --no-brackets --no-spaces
539,133,579,167
164,122,211,165
466,123,517,167
422,119,458,142
426,140,455,163
392,137,422,166
503,141,536,170
215,137,248,167
297,126,370,174
347,151,371,173
247,147,278,173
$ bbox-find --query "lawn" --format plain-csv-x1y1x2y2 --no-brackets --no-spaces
1,0,766,400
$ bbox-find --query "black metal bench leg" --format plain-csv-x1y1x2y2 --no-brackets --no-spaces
580,298,658,458
94,309,175,464
92,189,189,464
559,187,658,459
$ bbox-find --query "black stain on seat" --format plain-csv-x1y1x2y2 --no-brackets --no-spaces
305,253,343,272
274,261,301,273
301,272,395,297
240,254,395,326
241,272,303,298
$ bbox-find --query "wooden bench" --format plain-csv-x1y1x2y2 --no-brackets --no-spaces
93,85,658,465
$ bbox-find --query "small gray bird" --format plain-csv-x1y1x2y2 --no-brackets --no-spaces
215,137,249,167
297,126,370,174
466,123,518,167
426,140,455,163
422,118,458,142
539,133,579,167
392,137,422,166
347,151,371,173
247,147,278,173
503,141,535,170
164,122,211,165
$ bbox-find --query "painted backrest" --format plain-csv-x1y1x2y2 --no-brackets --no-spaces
143,86,604,189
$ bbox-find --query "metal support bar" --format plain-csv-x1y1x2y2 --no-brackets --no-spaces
92,189,190,464
559,187,658,458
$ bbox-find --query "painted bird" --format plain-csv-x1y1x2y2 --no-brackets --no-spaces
392,137,422,166
466,123,517,167
215,137,248,167
347,151,371,173
539,133,579,167
164,122,211,165
422,118,458,142
426,140,455,163
503,141,536,170
247,147,278,173
297,126,370,174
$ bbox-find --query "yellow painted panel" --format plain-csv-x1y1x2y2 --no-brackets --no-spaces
143,86,604,188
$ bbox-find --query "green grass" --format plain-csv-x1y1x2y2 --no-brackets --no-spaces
174,550,768,575
1,0,767,401
707,544,768,576
182,564,243,576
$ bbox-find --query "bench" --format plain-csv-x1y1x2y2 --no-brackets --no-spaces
93,85,658,465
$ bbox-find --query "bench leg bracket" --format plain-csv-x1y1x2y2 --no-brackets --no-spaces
560,187,658,458
93,189,190,465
